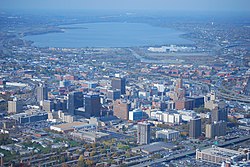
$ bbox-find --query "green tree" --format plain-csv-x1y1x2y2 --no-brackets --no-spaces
62,162,68,167
90,151,96,157
125,152,131,158
194,107,210,113
85,159,93,166
60,156,66,163
0,134,10,145
77,155,85,167
100,149,106,154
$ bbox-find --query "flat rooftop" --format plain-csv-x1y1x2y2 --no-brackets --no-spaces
51,122,86,130
76,131,109,138
199,146,242,158
157,129,179,134
132,142,175,154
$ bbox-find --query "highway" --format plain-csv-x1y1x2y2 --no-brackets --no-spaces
213,80,250,103
189,79,250,103
131,135,250,167
217,91,250,103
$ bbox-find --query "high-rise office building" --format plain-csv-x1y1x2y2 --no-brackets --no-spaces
211,108,228,122
206,121,227,138
8,97,22,114
84,94,101,117
43,100,54,112
67,92,84,115
189,117,202,139
175,77,186,100
37,83,48,103
204,91,217,110
175,77,183,89
107,89,121,101
59,80,71,88
111,77,126,95
113,99,131,120
188,96,204,108
205,123,214,139
244,77,250,96
67,93,75,115
173,77,191,110
137,122,151,145
175,99,195,110
54,99,67,112
73,92,84,109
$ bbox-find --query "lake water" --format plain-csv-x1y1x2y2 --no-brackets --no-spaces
24,22,192,48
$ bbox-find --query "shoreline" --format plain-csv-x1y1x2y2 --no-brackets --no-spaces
22,22,194,49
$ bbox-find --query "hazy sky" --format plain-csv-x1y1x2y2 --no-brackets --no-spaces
0,0,250,12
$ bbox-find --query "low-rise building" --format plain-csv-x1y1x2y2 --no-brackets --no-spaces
129,109,147,121
177,110,197,122
156,129,180,140
9,110,48,124
70,130,109,142
196,146,247,165
132,142,175,154
50,122,87,133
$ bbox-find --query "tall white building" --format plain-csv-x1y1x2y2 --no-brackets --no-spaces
162,112,181,124
8,97,22,114
37,83,48,103
151,111,163,121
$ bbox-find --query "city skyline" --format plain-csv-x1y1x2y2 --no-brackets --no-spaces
0,0,250,166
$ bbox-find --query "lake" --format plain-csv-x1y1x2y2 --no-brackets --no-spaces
24,22,192,48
